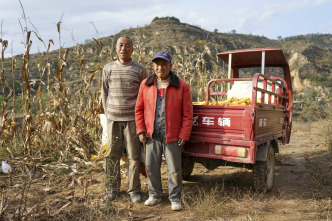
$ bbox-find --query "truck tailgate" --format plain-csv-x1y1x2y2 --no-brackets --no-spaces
191,105,253,142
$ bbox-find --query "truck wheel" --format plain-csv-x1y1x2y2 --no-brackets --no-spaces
182,155,195,180
253,144,275,192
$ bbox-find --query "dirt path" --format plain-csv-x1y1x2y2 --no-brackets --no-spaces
1,121,331,220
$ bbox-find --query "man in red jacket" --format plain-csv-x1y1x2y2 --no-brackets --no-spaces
135,51,193,211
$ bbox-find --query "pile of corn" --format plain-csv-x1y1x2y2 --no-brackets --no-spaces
193,97,251,106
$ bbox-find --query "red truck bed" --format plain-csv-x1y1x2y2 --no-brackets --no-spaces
182,48,293,191
185,74,289,164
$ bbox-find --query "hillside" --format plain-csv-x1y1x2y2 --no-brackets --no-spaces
1,16,332,105
105,17,332,98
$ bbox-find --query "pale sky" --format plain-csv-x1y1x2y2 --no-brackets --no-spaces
1,0,332,57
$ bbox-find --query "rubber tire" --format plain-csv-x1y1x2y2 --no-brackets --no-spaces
181,155,195,180
253,144,275,192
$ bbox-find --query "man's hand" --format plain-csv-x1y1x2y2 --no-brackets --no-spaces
139,133,147,144
178,138,185,147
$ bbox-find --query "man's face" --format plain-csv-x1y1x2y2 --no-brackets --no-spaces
153,58,172,80
116,37,133,63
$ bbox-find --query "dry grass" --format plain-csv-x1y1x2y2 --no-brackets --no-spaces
0,159,122,220
182,181,277,220
291,120,312,133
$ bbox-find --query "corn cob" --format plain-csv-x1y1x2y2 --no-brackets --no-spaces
209,97,217,105
193,97,252,106
192,101,209,105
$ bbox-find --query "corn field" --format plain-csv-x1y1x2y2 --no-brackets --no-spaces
0,20,230,160
0,16,230,218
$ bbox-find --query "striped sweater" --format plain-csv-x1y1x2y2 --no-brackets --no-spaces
102,59,148,121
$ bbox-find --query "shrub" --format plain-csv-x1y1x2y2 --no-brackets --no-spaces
300,101,328,122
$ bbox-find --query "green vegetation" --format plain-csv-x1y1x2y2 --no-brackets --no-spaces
152,16,181,24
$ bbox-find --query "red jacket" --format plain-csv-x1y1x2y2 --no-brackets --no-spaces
135,72,193,143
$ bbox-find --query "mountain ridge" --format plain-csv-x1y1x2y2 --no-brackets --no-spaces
1,16,331,101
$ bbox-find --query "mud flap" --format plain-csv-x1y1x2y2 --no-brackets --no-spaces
256,142,270,162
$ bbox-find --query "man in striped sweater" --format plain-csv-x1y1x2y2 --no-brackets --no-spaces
101,36,148,203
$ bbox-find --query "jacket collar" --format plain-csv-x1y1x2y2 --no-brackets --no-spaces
145,71,180,88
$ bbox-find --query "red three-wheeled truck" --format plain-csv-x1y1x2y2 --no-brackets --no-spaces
182,48,293,192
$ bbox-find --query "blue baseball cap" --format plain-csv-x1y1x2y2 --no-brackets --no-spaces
152,51,172,62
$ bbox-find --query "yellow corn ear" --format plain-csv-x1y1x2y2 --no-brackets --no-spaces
209,97,217,105
237,103,248,106
194,97,251,106
193,101,209,105
238,97,250,103
217,97,234,105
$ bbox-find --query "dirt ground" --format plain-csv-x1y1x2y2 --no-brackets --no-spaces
1,120,332,220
